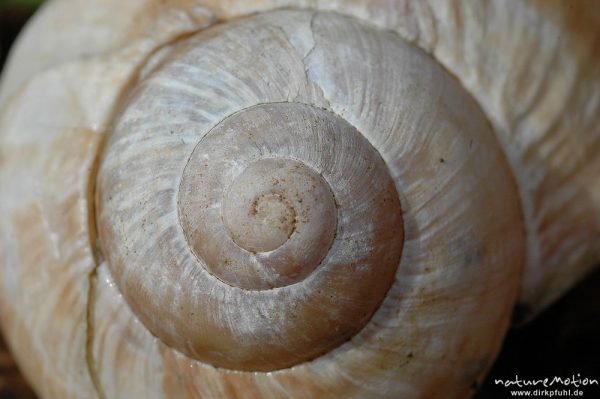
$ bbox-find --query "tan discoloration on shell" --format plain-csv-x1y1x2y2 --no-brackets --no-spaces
0,128,102,399
0,43,150,399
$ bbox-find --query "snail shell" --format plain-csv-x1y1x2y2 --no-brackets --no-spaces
0,1,599,398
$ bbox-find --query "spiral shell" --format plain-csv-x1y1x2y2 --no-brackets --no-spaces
98,98,404,371
0,1,599,399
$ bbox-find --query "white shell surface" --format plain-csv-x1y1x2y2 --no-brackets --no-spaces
1,6,527,399
97,100,405,371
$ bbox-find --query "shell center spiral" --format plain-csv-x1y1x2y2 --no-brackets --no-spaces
229,191,296,252
222,158,336,254
178,105,342,290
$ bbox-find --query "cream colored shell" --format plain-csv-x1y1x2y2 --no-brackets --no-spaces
0,1,599,399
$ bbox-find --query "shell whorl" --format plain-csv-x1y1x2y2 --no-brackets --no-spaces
91,8,524,392
98,100,404,370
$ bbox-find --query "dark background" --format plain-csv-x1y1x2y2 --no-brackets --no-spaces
1,2,599,398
